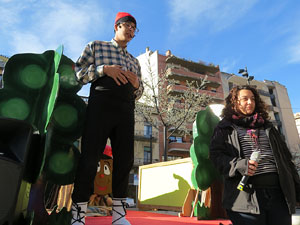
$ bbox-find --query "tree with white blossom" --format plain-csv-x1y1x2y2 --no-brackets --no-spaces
135,56,212,161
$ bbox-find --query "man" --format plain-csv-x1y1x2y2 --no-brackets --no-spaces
71,12,143,225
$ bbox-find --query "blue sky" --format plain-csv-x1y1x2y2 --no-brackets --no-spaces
1,0,300,113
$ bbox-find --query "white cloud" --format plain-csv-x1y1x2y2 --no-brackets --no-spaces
220,58,238,73
1,0,110,60
0,1,25,29
0,0,15,3
34,0,109,60
287,37,300,64
11,32,45,53
168,0,258,36
279,16,300,64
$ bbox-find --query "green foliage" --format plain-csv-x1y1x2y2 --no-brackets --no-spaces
195,158,219,190
189,106,220,219
190,106,220,190
196,201,210,220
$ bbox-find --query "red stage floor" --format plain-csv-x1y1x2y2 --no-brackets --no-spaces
85,210,232,225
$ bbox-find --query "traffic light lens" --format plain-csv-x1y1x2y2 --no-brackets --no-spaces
59,65,77,89
0,98,30,120
48,152,74,174
20,64,47,89
53,104,78,128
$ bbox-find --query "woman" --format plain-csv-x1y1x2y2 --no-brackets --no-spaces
210,85,300,225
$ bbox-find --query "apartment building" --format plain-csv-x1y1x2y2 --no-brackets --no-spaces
0,55,9,87
264,80,300,153
221,72,300,154
133,113,160,166
295,113,300,142
137,48,224,161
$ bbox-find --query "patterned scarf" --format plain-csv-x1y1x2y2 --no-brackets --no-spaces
232,112,265,129
232,113,264,151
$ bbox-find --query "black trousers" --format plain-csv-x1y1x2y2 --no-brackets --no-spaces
72,93,135,203
227,187,291,225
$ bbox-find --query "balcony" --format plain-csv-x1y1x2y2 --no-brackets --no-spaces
168,141,191,153
258,89,271,97
166,84,224,101
165,55,219,74
134,129,158,142
165,68,221,89
133,158,160,167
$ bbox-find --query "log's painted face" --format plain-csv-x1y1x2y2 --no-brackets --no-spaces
94,158,113,195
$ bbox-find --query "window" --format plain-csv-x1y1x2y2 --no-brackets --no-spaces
167,155,181,161
174,80,181,85
144,146,151,164
169,136,183,143
268,88,273,95
269,88,276,106
274,113,283,135
278,125,283,135
274,112,280,122
144,123,152,138
270,95,276,107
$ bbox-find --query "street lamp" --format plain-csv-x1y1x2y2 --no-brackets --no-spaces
238,67,254,85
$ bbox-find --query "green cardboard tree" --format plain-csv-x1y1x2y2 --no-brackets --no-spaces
190,106,221,219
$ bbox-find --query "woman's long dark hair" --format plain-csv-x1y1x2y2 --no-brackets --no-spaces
221,85,270,121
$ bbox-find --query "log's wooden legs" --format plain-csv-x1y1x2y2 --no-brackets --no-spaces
179,188,197,217
190,188,200,217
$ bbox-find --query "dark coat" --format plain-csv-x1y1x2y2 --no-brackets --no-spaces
209,118,300,214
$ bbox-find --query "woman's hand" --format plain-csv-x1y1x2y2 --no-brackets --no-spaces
248,160,258,176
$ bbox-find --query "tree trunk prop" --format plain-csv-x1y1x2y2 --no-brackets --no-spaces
190,106,226,219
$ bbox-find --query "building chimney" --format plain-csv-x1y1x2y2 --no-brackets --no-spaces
165,50,171,57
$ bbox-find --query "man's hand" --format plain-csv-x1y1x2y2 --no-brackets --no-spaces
124,70,140,89
103,65,128,86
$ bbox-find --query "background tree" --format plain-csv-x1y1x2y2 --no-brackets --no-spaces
135,57,212,161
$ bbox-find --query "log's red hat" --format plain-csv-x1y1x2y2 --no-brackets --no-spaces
103,145,112,158
115,12,136,26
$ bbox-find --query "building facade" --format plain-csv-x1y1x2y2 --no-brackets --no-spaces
0,55,9,88
136,50,300,163
137,48,224,161
295,113,300,139
221,72,300,154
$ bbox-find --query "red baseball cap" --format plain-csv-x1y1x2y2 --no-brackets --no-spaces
115,12,136,26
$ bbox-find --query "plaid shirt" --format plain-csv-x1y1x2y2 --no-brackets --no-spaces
75,39,143,100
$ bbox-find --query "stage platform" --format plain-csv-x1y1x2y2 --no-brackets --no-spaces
85,209,232,225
